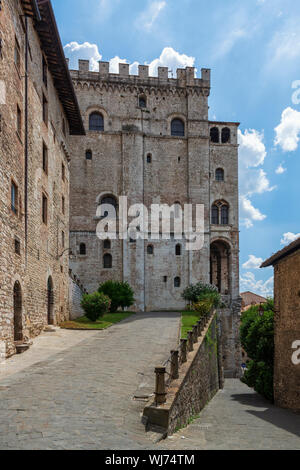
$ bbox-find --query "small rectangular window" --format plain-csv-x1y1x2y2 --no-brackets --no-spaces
11,181,18,215
43,142,48,174
14,238,21,255
42,94,48,124
62,195,65,215
17,105,21,136
14,37,20,73
61,230,65,248
42,194,48,224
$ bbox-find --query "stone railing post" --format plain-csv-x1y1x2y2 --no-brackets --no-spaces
187,331,194,352
193,325,198,343
170,350,179,380
180,338,187,363
197,320,202,336
155,367,167,405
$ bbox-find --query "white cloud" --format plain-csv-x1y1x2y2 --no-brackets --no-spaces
147,47,195,77
275,163,286,174
240,272,274,297
215,29,247,59
238,129,274,228
136,1,166,31
64,42,195,78
267,20,300,69
280,232,300,246
274,107,300,152
240,196,266,228
242,255,263,270
238,129,267,168
64,42,102,71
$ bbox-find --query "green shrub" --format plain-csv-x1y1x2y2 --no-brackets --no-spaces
182,282,221,307
98,280,135,312
240,300,274,402
192,296,215,316
81,292,111,322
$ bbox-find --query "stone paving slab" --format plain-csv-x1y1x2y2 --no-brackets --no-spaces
0,312,180,450
162,379,300,450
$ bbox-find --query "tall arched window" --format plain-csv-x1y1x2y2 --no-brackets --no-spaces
89,112,104,131
221,127,230,144
79,243,86,255
103,253,112,269
86,149,92,160
210,127,219,143
175,244,181,256
104,239,111,250
215,168,224,182
174,277,181,288
139,95,147,108
171,118,185,137
211,201,229,225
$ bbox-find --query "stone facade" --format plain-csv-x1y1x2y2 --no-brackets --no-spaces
262,239,300,411
69,271,87,320
0,0,84,356
68,59,241,377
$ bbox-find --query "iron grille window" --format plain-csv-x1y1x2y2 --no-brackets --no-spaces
174,277,181,288
89,112,104,131
171,119,185,137
215,168,224,182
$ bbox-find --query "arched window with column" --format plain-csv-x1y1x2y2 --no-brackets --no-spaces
171,118,185,137
211,200,229,225
89,112,104,131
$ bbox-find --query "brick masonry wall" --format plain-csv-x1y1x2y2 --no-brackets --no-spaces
0,0,74,356
273,250,300,411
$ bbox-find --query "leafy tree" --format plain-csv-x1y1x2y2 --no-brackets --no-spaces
240,299,274,401
98,281,135,312
81,292,111,322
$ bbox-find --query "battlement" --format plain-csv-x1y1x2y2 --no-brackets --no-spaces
66,59,211,89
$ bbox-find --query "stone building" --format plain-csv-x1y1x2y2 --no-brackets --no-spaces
0,0,84,356
68,60,241,377
261,238,300,411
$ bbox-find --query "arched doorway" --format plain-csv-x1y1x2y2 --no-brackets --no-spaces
47,276,54,325
13,281,23,342
210,240,231,295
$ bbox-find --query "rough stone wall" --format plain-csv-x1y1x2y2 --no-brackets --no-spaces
68,61,241,374
0,0,72,356
168,316,220,434
273,251,300,411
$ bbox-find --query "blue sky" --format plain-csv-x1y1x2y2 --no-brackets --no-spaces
52,0,300,296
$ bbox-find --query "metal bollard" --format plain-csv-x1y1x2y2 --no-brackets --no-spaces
155,366,167,405
170,350,179,379
180,338,187,363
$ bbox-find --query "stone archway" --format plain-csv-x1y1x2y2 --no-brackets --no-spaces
47,276,54,325
13,281,23,342
210,240,231,295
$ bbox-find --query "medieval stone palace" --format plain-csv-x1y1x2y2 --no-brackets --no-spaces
0,0,241,376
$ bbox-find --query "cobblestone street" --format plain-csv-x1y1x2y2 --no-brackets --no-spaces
0,312,180,450
0,315,299,450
